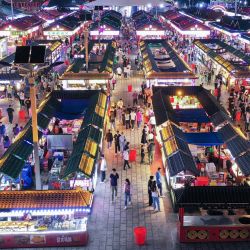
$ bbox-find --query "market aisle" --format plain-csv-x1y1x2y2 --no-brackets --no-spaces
85,74,178,250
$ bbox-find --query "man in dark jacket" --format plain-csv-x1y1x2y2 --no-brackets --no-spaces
106,129,113,149
114,131,120,154
148,176,154,206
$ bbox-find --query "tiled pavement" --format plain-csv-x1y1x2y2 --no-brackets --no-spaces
3,75,250,250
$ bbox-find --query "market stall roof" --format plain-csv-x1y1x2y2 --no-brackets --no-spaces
160,122,199,176
63,40,116,77
0,90,107,179
0,189,93,210
152,86,230,127
44,14,82,31
175,108,210,123
0,15,45,31
181,7,224,22
140,39,196,80
194,38,250,79
240,33,250,44
184,132,223,146
0,72,22,81
210,15,250,33
132,11,163,31
37,9,66,21
174,186,250,209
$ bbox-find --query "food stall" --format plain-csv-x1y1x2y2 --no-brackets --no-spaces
162,10,211,38
139,39,197,86
175,186,250,243
194,39,250,87
0,90,108,194
60,40,116,90
0,189,92,248
133,11,165,39
152,86,250,212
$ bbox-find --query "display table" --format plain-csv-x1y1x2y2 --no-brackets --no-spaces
0,190,93,248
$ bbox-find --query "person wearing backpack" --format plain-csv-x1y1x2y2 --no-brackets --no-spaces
110,168,119,202
124,178,131,209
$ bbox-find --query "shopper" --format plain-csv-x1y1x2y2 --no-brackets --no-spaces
100,154,107,183
151,181,160,212
136,109,142,128
148,176,154,206
6,105,14,124
0,122,6,142
132,91,138,106
119,132,125,153
147,140,155,164
140,145,145,164
156,168,163,197
125,111,130,129
13,124,20,137
124,178,132,209
105,129,113,149
130,109,136,130
123,148,130,170
114,131,121,154
3,135,10,149
110,168,119,202
25,98,31,116
141,126,147,144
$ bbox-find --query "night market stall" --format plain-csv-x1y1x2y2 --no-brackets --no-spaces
60,40,116,90
139,39,197,86
0,189,92,248
89,10,122,39
194,38,250,87
162,10,210,38
152,86,250,217
132,11,165,39
0,90,108,193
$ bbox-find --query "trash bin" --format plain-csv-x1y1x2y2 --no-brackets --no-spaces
128,85,132,92
134,227,147,246
129,149,136,162
19,109,25,119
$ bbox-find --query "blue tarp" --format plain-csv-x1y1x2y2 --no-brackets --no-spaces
184,132,224,146
175,109,210,123
55,99,89,120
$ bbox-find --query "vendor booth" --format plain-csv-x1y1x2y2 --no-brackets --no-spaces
175,186,250,243
0,15,44,42
132,11,165,39
162,10,210,38
0,90,108,194
194,38,250,87
60,40,116,90
0,189,92,248
139,39,197,86
152,86,250,220
89,10,122,39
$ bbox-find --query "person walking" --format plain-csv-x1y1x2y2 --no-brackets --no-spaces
105,129,113,149
6,105,14,124
141,126,147,145
100,154,107,183
110,168,119,202
124,178,132,209
140,145,145,164
3,135,10,149
147,140,155,164
24,98,31,116
151,180,160,212
119,132,125,154
125,111,130,129
114,131,121,155
156,168,163,197
12,124,20,137
132,91,138,106
0,122,6,142
148,176,154,206
123,148,130,170
136,109,142,128
130,109,136,130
